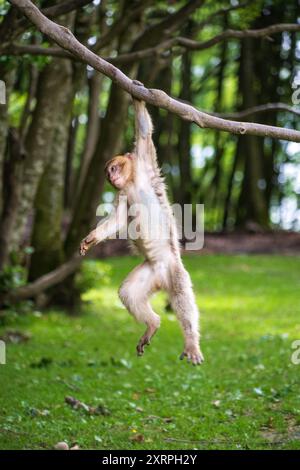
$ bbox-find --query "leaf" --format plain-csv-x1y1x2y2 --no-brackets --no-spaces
29,408,50,417
130,434,145,443
212,400,221,408
145,388,156,394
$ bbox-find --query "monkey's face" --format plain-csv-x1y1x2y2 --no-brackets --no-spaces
105,154,134,189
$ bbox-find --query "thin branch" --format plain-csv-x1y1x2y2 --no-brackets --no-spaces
177,23,300,51
8,0,300,143
4,20,300,64
2,40,176,65
212,103,300,119
42,0,94,18
2,43,74,59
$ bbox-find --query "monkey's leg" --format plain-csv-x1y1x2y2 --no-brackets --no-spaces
169,265,204,366
119,262,161,356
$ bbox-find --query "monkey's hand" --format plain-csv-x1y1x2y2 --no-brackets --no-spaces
79,230,97,256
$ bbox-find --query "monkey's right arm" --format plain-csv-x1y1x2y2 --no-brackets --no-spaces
79,195,127,256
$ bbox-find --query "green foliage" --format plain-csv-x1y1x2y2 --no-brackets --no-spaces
76,259,112,293
0,255,300,450
0,265,26,294
0,265,32,319
0,0,9,18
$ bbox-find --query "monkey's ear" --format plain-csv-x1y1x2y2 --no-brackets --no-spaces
125,152,134,160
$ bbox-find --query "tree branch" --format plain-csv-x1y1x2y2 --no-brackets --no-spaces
42,0,94,18
3,255,82,302
7,0,300,143
0,1,94,49
2,40,176,65
212,103,300,119
2,43,75,59
177,23,300,51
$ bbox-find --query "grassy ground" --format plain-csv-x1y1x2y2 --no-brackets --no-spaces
0,254,300,450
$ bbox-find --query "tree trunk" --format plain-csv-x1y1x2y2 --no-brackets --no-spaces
29,58,73,281
178,51,193,207
0,66,15,217
75,73,103,199
0,129,25,269
235,38,269,229
10,57,74,252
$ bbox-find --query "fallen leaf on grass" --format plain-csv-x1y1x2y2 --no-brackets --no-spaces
130,434,145,443
29,408,50,417
65,396,111,416
144,388,156,394
212,400,221,408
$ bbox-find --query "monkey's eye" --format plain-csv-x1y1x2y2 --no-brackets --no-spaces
110,165,116,173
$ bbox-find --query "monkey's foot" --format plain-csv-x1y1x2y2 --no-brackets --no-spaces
136,325,158,356
180,343,204,366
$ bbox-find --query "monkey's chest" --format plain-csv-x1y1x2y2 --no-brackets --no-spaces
127,191,171,261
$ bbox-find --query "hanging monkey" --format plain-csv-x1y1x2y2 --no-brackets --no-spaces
80,90,203,365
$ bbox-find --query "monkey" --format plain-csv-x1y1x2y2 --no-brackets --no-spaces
80,95,203,366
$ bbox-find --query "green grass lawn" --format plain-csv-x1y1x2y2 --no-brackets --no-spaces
0,255,300,450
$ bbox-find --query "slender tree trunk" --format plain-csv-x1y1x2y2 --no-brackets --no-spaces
64,116,79,209
178,51,192,207
75,73,103,199
235,38,269,229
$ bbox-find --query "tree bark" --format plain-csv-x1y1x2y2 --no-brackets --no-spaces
178,51,192,207
11,56,74,251
0,129,25,269
0,66,15,216
236,38,269,229
29,58,73,280
75,72,103,199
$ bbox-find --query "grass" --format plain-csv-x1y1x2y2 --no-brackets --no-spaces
0,254,300,450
